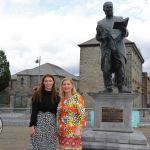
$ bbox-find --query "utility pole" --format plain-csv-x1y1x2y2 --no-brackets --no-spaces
35,56,41,85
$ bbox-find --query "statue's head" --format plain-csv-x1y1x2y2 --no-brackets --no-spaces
103,1,113,17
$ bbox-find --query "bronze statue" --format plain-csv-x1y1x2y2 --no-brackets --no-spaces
96,1,130,93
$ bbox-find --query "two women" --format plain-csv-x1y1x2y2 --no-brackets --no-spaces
29,75,86,150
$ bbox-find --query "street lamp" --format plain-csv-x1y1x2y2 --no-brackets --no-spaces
35,56,41,85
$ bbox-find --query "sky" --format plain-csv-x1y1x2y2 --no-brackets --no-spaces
0,0,150,76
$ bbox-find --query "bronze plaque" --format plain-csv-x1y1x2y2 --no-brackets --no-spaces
102,107,123,122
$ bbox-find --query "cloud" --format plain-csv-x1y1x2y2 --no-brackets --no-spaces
0,0,150,76
9,0,38,5
0,10,97,75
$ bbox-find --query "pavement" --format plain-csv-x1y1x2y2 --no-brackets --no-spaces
0,126,29,150
0,125,150,150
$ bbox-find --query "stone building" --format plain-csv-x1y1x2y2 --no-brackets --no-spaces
148,76,150,107
125,39,144,107
78,38,144,108
7,63,79,108
142,72,150,107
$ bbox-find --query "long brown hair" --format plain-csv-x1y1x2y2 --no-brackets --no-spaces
32,74,57,103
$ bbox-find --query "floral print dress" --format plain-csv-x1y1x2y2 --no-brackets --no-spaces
57,94,86,149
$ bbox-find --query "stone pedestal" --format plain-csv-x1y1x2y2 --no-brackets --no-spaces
82,92,150,150
82,129,149,150
92,93,134,132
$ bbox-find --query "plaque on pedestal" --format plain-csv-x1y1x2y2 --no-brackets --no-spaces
102,107,123,122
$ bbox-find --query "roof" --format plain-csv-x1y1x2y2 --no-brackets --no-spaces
78,37,133,47
78,38,100,47
11,74,17,80
15,63,78,80
78,37,144,63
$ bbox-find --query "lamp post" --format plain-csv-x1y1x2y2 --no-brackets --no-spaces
35,56,41,85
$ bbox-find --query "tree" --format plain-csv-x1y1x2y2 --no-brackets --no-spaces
0,50,11,91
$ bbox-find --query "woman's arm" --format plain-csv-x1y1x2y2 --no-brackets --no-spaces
29,99,39,137
76,95,86,127
29,100,38,127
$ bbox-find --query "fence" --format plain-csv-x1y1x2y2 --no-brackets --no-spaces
0,107,150,127
0,108,31,126
133,107,150,117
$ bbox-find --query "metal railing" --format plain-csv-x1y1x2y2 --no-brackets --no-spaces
0,108,31,126
133,107,150,117
0,107,150,127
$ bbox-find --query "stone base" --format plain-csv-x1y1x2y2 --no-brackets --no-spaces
88,93,136,132
82,129,150,150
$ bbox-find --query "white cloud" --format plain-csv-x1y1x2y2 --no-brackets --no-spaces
0,0,150,76
9,0,38,5
0,11,97,75
128,18,150,57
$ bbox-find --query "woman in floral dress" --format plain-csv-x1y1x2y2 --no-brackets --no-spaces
57,77,86,150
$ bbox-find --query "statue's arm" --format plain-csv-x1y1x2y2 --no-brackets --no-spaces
96,25,108,42
96,25,102,41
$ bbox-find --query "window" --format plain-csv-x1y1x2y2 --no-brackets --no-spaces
21,77,24,86
10,81,13,88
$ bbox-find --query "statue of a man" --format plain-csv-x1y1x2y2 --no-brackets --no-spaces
96,1,130,93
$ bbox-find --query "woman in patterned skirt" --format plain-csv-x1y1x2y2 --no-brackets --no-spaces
57,77,86,150
29,74,60,150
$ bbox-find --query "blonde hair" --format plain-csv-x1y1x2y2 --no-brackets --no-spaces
59,77,78,99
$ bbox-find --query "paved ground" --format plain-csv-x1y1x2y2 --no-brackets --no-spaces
0,126,29,150
0,125,150,150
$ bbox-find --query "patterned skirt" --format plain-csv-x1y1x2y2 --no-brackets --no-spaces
59,136,82,150
30,112,57,150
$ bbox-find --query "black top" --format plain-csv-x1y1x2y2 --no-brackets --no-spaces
29,90,60,127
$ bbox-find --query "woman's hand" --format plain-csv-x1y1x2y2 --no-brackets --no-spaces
29,126,36,137
120,26,127,37
75,126,82,136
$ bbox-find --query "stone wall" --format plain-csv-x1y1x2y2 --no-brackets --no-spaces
79,45,103,107
79,46,103,94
